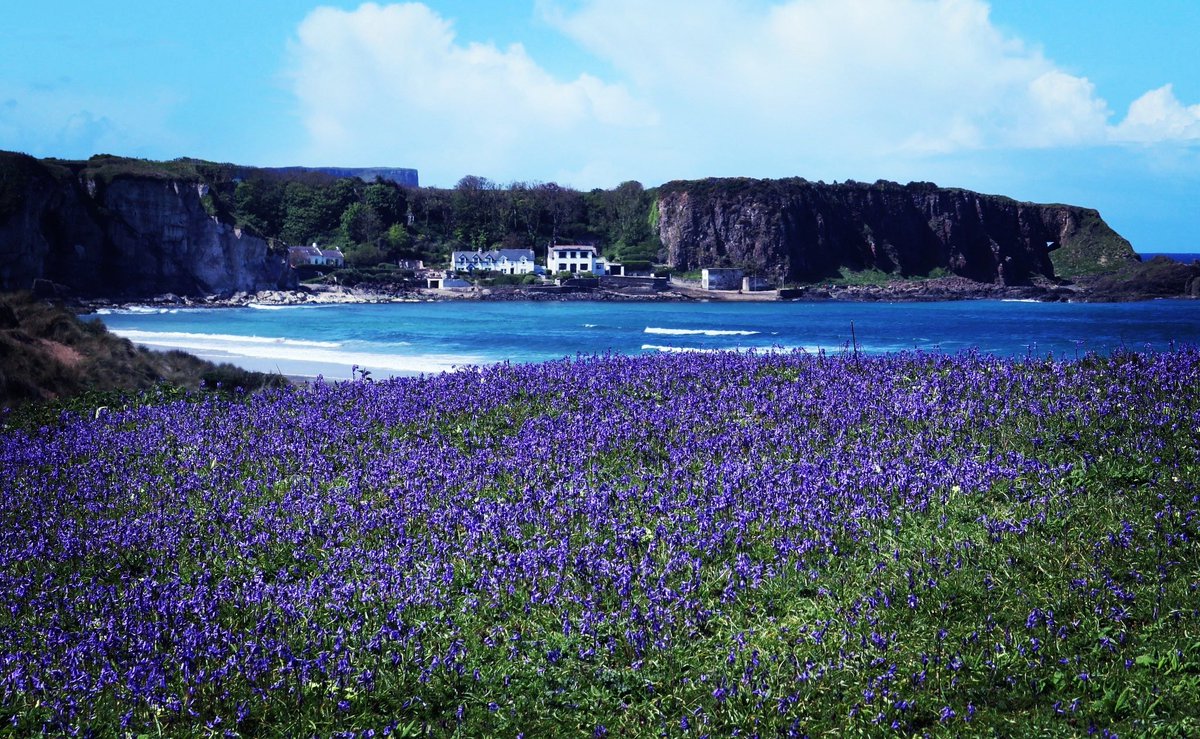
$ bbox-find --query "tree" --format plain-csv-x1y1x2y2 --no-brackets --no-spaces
452,175,504,248
539,182,580,249
508,181,544,249
232,179,284,237
612,180,651,250
280,183,340,245
385,223,413,256
340,202,384,246
344,242,386,267
364,181,405,226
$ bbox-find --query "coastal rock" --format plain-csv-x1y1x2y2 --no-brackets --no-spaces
1077,256,1200,301
655,178,1137,285
0,153,296,299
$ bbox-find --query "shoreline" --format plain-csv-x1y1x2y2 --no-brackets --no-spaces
61,254,1200,312
70,272,1196,313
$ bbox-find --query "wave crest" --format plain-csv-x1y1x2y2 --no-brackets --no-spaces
644,327,759,337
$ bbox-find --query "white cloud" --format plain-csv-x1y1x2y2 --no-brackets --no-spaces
288,0,1200,188
288,2,654,183
1112,84,1200,143
1018,71,1112,147
547,0,1128,151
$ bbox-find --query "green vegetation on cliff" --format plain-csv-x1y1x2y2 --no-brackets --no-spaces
1049,209,1139,277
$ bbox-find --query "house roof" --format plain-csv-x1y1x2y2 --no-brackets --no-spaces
495,249,533,261
320,249,344,259
452,249,534,262
288,245,323,257
552,244,597,253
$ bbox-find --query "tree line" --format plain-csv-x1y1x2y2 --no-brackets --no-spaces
224,173,663,270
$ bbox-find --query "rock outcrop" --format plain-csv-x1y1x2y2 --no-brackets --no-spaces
655,178,1138,284
0,153,295,299
1075,256,1200,302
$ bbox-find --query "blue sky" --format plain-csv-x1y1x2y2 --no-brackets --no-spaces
2,1,1197,251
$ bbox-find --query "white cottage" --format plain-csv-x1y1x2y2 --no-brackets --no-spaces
450,249,536,275
547,244,623,276
288,243,345,269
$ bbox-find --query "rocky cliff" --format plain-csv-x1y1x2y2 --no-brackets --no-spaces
655,178,1138,284
0,153,295,299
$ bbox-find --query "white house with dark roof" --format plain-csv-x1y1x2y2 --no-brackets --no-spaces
547,244,623,276
319,248,345,267
288,243,345,269
450,249,536,275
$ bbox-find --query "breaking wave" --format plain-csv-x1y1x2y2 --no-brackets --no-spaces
643,327,760,337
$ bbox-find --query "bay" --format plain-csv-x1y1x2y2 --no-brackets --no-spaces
95,299,1200,380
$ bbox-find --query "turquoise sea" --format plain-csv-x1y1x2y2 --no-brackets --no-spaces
95,298,1200,380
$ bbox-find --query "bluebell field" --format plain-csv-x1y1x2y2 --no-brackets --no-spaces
1,349,1198,736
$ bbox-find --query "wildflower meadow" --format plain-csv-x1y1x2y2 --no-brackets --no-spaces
2,349,1198,736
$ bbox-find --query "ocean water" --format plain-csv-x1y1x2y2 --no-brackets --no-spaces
92,299,1200,380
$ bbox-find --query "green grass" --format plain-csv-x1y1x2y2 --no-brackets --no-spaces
818,266,952,286
1050,209,1139,277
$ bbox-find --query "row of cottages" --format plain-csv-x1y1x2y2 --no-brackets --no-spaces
548,244,624,276
450,249,536,275
287,243,345,269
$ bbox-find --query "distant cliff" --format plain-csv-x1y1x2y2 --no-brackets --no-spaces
261,166,419,188
655,178,1138,284
0,153,295,298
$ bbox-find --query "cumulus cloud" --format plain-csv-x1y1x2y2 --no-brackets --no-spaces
288,2,654,182
1112,84,1200,143
546,0,1177,152
288,0,1200,187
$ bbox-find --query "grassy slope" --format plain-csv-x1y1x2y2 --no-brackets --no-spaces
1050,209,1139,277
0,292,285,414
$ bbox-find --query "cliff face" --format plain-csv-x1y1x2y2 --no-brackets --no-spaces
0,154,295,298
656,178,1137,284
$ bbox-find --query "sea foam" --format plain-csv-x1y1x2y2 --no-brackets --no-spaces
114,330,342,349
111,329,480,376
641,344,726,354
644,327,760,337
